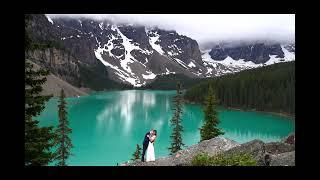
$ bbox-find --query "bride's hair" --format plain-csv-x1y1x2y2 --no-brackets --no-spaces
153,130,157,135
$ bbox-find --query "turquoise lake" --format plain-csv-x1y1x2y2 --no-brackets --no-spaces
37,90,294,166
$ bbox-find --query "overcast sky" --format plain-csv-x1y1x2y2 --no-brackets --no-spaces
47,14,295,48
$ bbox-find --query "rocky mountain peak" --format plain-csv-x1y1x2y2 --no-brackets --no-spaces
26,14,295,89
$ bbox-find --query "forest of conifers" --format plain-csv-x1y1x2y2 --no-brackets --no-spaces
184,62,295,115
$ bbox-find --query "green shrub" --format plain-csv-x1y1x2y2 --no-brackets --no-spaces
191,153,258,166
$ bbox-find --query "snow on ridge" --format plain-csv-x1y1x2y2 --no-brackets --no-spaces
142,71,157,80
167,51,179,56
93,24,160,87
201,50,259,69
201,44,295,78
78,20,82,27
99,22,104,30
206,67,213,75
111,24,117,31
61,35,74,40
46,15,53,24
94,30,143,87
192,71,202,76
94,46,142,86
281,45,295,61
188,61,196,68
147,29,165,55
173,58,189,69
158,68,176,76
95,37,100,46
115,26,140,75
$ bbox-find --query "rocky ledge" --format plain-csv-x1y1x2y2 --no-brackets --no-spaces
123,133,295,166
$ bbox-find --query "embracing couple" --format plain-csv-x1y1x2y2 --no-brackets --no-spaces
141,129,157,162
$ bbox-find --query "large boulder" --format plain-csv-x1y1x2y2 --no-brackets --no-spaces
269,151,295,166
223,139,266,165
265,142,295,154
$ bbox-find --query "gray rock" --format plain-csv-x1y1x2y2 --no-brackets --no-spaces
223,139,266,165
125,136,295,166
269,151,295,166
265,142,295,155
126,137,239,166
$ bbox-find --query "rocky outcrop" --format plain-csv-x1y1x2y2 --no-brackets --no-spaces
124,133,295,166
269,151,295,166
125,137,240,166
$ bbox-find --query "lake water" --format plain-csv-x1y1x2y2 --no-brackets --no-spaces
37,90,294,166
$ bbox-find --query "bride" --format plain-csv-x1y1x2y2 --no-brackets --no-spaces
145,131,157,162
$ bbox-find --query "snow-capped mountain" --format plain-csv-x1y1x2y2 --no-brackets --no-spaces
201,43,295,76
25,14,295,88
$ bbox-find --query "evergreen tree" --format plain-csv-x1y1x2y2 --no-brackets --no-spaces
168,82,185,155
25,60,56,166
184,62,295,116
131,144,142,161
55,89,73,166
200,86,224,142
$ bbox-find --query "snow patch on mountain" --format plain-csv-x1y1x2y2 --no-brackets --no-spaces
174,58,189,69
188,61,196,68
94,47,130,80
46,15,54,24
142,72,157,79
281,45,295,61
201,44,295,77
61,36,74,40
147,30,164,55
93,24,159,87
115,26,140,75
99,22,104,30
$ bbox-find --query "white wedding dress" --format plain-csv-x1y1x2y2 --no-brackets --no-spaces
145,136,156,162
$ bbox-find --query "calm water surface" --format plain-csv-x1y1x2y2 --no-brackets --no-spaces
37,90,294,166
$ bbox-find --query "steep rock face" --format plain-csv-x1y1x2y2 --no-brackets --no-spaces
209,43,285,64
208,45,228,60
25,48,81,87
27,60,87,97
147,28,206,77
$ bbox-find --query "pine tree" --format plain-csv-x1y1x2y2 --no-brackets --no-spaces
25,60,56,166
55,89,73,166
200,85,224,142
131,144,142,161
168,82,185,155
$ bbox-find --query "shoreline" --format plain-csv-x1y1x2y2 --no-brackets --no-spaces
183,99,295,119
225,107,295,119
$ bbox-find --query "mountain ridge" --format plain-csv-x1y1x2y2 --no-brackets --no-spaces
25,14,295,91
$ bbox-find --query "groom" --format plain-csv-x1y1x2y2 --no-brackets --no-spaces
141,129,157,162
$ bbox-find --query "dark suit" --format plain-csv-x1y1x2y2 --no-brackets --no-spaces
141,131,151,161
